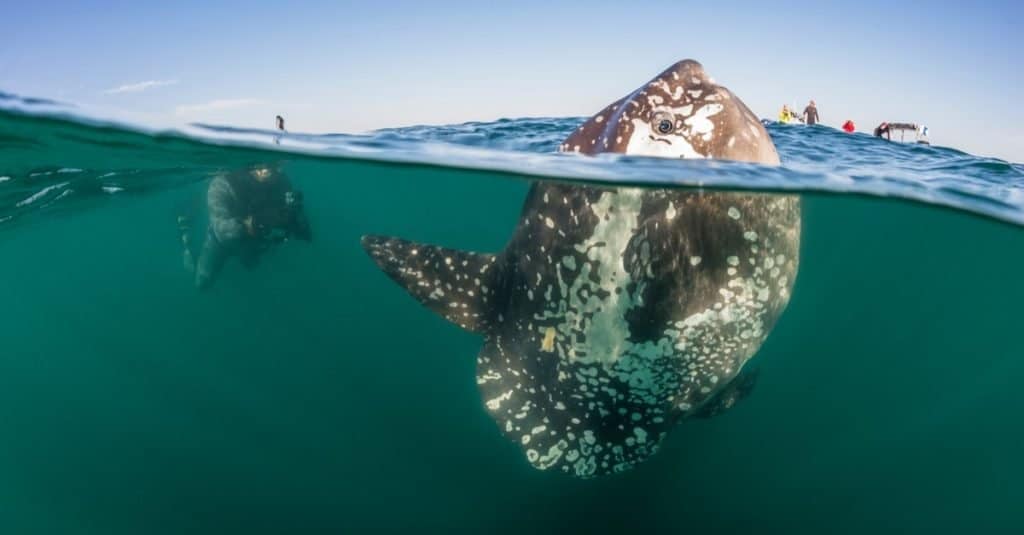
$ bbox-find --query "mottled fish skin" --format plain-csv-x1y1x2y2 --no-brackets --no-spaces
362,59,801,478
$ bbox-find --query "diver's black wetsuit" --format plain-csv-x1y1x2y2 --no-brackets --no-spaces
193,169,311,289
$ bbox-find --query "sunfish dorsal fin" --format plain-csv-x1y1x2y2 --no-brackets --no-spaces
361,235,500,333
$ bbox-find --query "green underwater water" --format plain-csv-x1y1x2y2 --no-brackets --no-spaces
2,114,1024,534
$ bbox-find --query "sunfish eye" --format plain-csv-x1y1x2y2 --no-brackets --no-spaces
652,112,675,135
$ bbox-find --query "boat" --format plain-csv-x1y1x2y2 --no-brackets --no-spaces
875,122,930,145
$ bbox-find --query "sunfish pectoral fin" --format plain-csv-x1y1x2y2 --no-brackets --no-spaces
361,234,499,333
688,367,759,420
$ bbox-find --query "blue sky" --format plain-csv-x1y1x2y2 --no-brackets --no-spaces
3,1,1021,161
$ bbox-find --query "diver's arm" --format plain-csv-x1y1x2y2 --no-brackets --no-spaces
207,176,245,242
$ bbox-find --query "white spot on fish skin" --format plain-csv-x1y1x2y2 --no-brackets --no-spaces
545,217,555,229
536,441,568,469
477,371,501,384
728,207,741,219
486,390,514,410
595,115,604,123
690,256,702,266
684,103,724,139
744,231,758,241
727,256,740,266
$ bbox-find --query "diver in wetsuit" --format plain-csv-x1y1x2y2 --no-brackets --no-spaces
181,164,311,290
873,122,891,140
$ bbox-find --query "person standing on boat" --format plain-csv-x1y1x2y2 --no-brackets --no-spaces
778,105,795,124
180,163,312,290
802,100,819,125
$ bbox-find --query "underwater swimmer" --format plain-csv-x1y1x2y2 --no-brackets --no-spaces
180,163,311,289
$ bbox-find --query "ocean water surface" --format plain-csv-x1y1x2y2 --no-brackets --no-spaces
2,94,1024,534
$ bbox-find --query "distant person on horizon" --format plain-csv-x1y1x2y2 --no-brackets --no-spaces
842,120,856,133
274,115,286,145
802,100,819,125
179,163,312,290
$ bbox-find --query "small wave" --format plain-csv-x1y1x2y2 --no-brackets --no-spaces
16,182,70,207
1,98,1023,226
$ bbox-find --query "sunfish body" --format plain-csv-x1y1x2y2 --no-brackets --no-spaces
362,60,800,478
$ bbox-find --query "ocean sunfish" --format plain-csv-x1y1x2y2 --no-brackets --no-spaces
362,59,800,478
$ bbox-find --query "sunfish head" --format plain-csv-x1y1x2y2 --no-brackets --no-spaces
560,59,779,164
